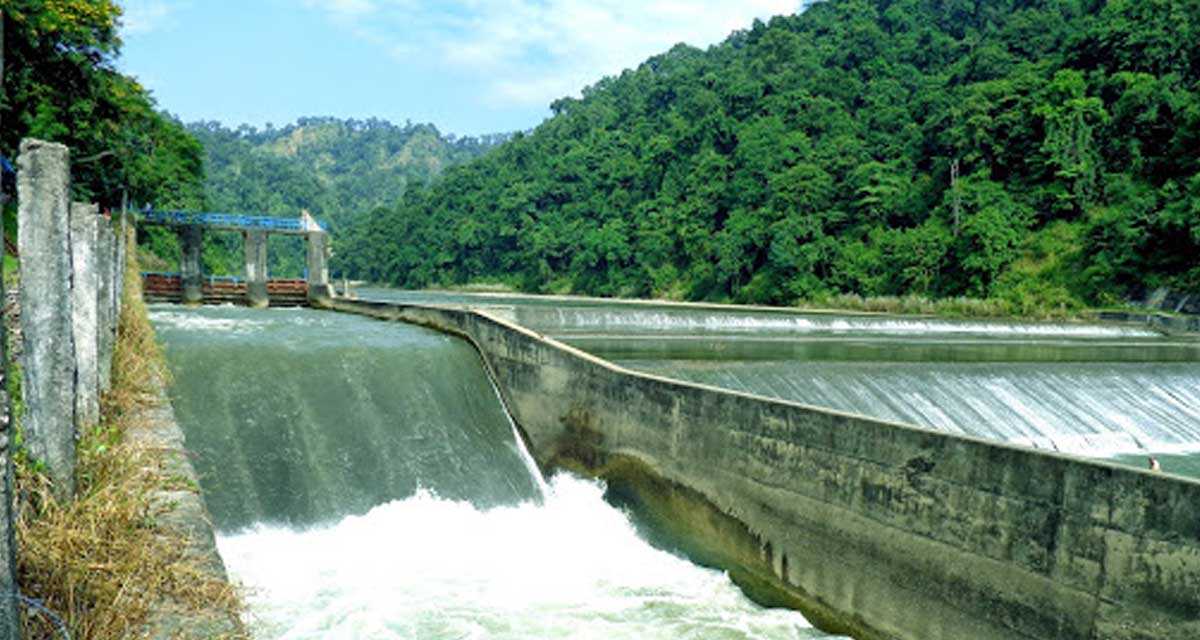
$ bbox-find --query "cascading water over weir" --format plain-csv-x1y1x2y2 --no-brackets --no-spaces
150,304,841,639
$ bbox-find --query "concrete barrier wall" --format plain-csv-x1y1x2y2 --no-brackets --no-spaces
334,298,1200,640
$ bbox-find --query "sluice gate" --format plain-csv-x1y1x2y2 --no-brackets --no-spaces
138,208,333,308
142,273,310,307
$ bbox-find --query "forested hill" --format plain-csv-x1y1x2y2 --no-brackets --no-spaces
188,118,509,233
341,0,1200,311
2,2,205,212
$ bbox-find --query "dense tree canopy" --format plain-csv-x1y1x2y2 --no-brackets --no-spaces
340,0,1200,309
1,0,204,210
186,118,506,275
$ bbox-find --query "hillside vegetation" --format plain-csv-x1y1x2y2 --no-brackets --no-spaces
340,0,1200,311
184,119,506,276
2,1,205,210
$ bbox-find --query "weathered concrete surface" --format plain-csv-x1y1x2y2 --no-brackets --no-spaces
305,231,333,308
178,225,204,306
96,218,116,392
333,298,1200,640
115,212,128,327
17,139,76,498
125,374,240,640
70,203,100,431
0,169,22,639
244,229,268,309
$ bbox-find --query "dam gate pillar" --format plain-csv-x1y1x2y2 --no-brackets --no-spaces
178,225,204,305
244,229,269,309
306,230,333,308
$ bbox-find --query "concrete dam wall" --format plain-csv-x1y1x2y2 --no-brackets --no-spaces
331,299,1200,640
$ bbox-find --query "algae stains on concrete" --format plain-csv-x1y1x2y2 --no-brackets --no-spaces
329,299,1200,640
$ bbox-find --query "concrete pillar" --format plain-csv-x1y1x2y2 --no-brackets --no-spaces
116,211,128,318
244,230,269,309
17,139,77,498
306,231,334,308
0,122,23,640
179,225,204,305
97,219,115,393
70,203,100,431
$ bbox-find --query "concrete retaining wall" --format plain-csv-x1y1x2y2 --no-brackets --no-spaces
333,298,1200,640
126,373,239,639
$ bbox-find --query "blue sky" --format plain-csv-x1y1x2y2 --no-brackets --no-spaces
118,0,806,136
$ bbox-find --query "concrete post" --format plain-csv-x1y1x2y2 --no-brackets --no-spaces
0,94,24,637
116,210,128,318
244,230,269,309
179,225,204,305
70,204,100,431
17,139,76,498
306,231,334,308
96,219,115,392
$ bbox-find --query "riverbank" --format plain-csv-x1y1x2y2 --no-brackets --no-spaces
11,233,244,639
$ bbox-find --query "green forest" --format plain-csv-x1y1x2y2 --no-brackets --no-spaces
6,0,1199,314
2,1,205,220
183,119,505,276
336,0,1200,312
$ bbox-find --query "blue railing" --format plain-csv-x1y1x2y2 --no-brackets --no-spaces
139,209,328,232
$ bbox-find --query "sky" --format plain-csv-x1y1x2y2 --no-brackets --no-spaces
117,0,806,137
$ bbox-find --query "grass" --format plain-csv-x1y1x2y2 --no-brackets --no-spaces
12,225,247,640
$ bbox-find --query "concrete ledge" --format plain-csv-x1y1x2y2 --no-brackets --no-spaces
123,373,239,639
331,298,1200,640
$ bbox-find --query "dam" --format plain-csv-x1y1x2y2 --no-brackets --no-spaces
150,292,1200,639
150,304,838,639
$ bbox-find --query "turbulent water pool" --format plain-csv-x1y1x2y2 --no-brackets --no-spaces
151,304,838,640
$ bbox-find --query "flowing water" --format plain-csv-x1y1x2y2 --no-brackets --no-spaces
151,304,835,639
358,289,1200,472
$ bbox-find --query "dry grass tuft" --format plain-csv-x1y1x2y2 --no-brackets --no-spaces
14,225,247,640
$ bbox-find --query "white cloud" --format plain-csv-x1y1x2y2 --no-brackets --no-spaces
120,0,187,36
304,0,377,19
303,0,805,108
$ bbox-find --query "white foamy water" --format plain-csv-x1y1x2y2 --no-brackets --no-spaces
150,308,269,333
500,308,1160,339
625,360,1200,458
219,474,831,640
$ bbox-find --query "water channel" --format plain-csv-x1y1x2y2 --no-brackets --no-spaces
150,292,1200,637
150,303,836,639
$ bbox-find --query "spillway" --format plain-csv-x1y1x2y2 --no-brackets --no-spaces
151,305,835,639
359,289,1200,468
